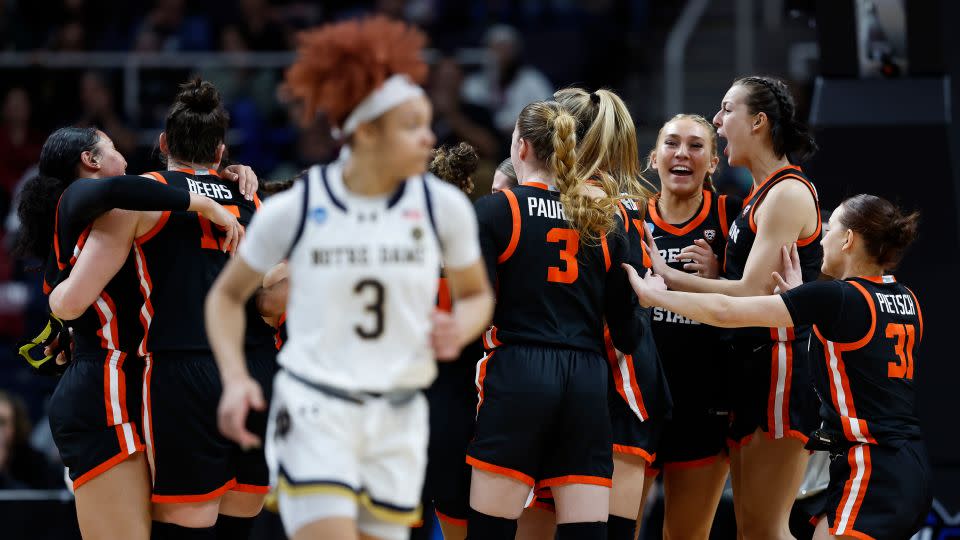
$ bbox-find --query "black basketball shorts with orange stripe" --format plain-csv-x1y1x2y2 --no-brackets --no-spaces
48,351,146,490
466,344,613,492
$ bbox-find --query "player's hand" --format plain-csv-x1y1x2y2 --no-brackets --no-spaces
218,375,266,450
430,310,463,361
622,264,667,308
679,238,719,278
221,164,258,201
205,199,245,254
772,243,802,293
642,226,669,276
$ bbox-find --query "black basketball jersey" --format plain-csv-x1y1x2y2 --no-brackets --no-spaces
475,182,639,354
782,276,923,446
43,176,192,354
645,190,742,410
135,169,275,353
724,165,823,341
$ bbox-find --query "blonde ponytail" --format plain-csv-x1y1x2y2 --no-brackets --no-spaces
517,100,620,244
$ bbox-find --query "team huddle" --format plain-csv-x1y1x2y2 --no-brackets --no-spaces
16,15,929,540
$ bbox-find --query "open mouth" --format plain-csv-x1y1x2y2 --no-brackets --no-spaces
669,166,693,177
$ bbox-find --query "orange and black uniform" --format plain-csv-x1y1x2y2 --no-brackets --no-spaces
136,169,277,502
42,176,191,489
723,165,823,446
467,182,642,490
781,276,930,539
646,190,742,468
604,198,672,465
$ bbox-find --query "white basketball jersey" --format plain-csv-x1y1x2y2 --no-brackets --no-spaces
280,162,449,391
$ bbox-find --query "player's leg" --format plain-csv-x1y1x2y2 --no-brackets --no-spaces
74,452,152,540
660,456,729,540
735,432,808,540
515,502,557,540
608,452,647,539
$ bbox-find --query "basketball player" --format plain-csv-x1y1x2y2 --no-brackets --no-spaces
647,76,822,539
514,87,667,540
642,114,742,539
467,99,642,540
627,194,930,540
15,126,244,540
492,157,518,193
206,17,494,540
48,79,272,540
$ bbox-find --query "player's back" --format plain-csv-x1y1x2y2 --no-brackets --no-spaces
811,276,923,446
476,183,630,353
136,168,274,354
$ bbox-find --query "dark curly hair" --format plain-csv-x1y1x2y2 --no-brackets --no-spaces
285,16,428,129
14,127,101,260
429,143,479,194
163,78,229,165
734,76,818,163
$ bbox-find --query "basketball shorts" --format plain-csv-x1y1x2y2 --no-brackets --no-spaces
266,369,428,540
651,409,730,470
467,345,613,491
49,350,145,490
609,382,661,464
817,440,931,539
727,336,820,446
145,346,277,502
423,359,478,527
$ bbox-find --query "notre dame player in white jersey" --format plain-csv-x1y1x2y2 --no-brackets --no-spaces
204,17,493,540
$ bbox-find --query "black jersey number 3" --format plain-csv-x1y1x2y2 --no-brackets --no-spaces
354,279,385,339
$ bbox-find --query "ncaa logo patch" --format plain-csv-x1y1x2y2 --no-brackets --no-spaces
310,207,328,224
742,204,751,216
704,229,716,241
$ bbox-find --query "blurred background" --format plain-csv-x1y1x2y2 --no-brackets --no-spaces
0,0,958,538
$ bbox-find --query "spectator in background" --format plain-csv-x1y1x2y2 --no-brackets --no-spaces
76,71,138,157
461,24,553,136
429,56,500,159
231,0,289,50
133,0,212,52
0,88,43,219
0,390,61,489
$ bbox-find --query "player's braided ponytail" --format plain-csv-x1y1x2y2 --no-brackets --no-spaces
735,76,818,163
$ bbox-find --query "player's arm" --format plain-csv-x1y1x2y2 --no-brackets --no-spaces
652,181,816,296
432,184,495,360
48,209,139,320
207,185,300,448
256,262,289,327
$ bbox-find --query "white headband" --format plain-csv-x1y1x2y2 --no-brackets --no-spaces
340,74,425,136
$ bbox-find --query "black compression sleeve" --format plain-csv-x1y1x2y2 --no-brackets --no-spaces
61,175,190,230
780,280,872,342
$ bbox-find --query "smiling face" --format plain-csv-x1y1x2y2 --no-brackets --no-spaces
712,84,757,168
652,117,719,199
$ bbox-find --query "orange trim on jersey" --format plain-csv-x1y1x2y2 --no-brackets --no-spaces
844,282,879,350
727,433,754,451
754,164,803,194
135,211,170,244
435,509,468,527
275,313,287,350
531,500,556,512
859,275,894,284
660,454,727,472
481,326,502,350
133,244,156,356
42,278,53,295
92,292,119,350
151,478,239,504
646,190,713,236
612,444,655,463
766,328,795,439
232,483,270,494
644,465,661,478
747,173,821,247
69,227,91,267
600,236,611,271
813,325,877,445
831,445,873,538
526,181,551,191
475,351,494,414
640,238,652,268
718,194,730,239
497,190,522,263
72,446,144,491
536,475,612,489
253,193,262,209
437,277,453,312
465,456,535,487
142,355,156,480
603,326,648,421
145,171,168,184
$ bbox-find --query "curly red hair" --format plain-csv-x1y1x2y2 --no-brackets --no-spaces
285,16,428,129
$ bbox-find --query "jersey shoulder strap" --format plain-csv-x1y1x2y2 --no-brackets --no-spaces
284,167,314,260
421,174,444,252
